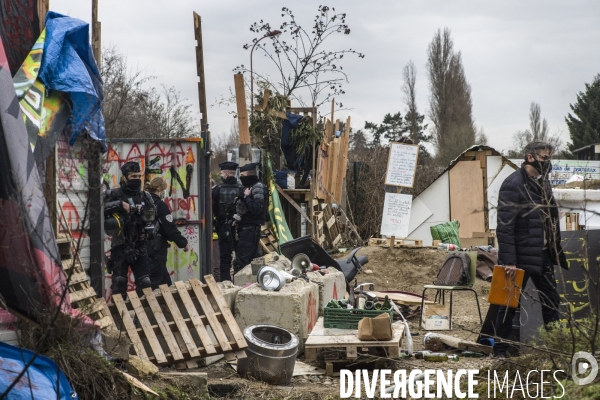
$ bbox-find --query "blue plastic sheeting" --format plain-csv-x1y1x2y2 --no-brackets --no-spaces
281,112,305,170
0,341,77,399
39,11,105,147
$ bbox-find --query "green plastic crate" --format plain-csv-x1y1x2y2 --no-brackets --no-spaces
323,308,393,329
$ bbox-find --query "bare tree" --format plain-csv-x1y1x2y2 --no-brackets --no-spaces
507,102,564,158
235,6,364,108
101,47,199,140
426,28,476,165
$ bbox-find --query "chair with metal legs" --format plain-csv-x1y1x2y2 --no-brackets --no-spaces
419,251,483,330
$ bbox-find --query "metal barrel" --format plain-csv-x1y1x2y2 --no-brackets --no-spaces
237,325,299,385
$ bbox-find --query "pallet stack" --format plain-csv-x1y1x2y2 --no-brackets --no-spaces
305,317,403,377
109,276,247,366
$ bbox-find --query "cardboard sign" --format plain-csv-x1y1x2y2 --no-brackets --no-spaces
385,142,419,187
380,193,413,237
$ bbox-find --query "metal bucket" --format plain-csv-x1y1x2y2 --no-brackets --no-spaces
237,325,299,385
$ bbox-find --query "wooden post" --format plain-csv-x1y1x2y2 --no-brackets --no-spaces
194,12,211,280
92,0,101,69
87,0,104,297
37,0,49,31
234,73,252,163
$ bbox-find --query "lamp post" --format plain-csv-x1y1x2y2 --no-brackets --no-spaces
250,30,282,113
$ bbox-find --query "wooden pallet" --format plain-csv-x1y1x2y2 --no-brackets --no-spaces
62,260,114,330
259,225,278,254
304,317,403,364
321,204,342,248
368,237,424,248
109,275,247,366
312,211,326,246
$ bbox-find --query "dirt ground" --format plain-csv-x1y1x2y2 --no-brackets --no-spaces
142,246,495,399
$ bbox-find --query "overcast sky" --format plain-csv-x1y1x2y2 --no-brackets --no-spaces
51,0,600,153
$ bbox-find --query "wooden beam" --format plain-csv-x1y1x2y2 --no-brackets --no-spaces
234,73,250,145
193,12,208,131
275,184,312,225
254,89,270,112
92,0,101,70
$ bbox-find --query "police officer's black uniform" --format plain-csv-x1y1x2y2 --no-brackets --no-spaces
147,192,188,289
212,162,243,282
233,163,268,273
104,162,157,297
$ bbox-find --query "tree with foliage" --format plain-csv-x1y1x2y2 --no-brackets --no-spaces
402,60,430,159
364,112,408,145
235,6,364,108
426,28,476,165
567,75,600,152
507,102,563,158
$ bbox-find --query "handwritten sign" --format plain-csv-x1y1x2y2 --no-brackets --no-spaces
385,143,419,187
380,193,413,237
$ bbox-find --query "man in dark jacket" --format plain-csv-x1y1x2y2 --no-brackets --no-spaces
212,162,243,281
145,176,189,289
104,161,156,297
233,163,268,274
495,141,568,357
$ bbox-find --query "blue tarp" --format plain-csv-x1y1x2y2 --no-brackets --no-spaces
39,11,105,147
0,341,77,399
281,112,304,170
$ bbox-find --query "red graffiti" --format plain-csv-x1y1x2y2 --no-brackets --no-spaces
333,282,338,300
307,292,318,333
61,201,81,233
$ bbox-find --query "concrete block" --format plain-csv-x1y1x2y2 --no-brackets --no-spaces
234,280,319,352
233,264,256,287
217,281,241,313
160,371,208,399
305,267,347,316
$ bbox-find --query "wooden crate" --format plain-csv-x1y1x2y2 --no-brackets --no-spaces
304,317,403,364
109,276,247,366
62,260,115,330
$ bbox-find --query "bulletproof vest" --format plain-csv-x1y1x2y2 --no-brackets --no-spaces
218,183,241,218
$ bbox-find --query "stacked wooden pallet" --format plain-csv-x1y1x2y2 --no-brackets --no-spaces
305,317,403,377
109,276,247,366
316,114,351,204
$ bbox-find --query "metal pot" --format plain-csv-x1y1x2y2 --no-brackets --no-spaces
237,325,299,385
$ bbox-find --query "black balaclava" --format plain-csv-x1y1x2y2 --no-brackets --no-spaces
121,161,142,194
240,175,259,187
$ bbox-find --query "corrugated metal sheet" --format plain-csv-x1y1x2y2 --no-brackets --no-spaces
102,140,202,298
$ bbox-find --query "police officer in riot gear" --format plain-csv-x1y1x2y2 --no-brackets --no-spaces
233,163,268,273
104,161,157,297
212,162,244,282
145,176,189,289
